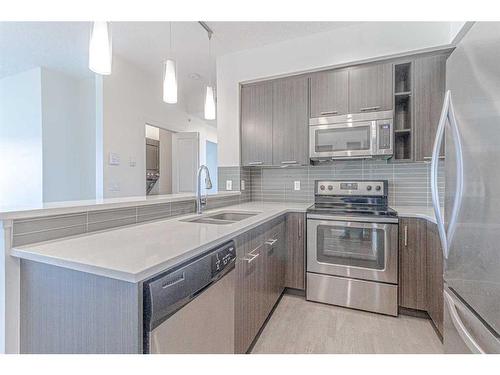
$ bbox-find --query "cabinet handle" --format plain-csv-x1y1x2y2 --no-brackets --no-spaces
320,111,338,116
298,218,303,239
404,225,408,247
248,161,263,166
281,160,298,165
242,250,260,264
265,238,278,246
360,106,381,112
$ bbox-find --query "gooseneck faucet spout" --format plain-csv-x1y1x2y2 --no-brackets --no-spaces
196,165,213,214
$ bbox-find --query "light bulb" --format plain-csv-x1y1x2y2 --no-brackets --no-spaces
204,86,216,120
163,59,177,104
89,22,112,75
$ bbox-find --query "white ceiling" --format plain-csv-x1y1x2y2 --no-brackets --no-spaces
0,21,361,120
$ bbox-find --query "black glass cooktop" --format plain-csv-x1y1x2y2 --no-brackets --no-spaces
307,203,398,217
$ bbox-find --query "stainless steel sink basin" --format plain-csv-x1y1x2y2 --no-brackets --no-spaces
183,217,235,225
181,211,260,225
206,212,258,221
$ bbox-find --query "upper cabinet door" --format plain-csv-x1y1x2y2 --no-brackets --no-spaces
309,69,349,117
240,82,273,166
414,54,447,161
272,76,309,166
348,63,393,114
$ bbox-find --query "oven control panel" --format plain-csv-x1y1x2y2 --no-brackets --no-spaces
316,180,387,197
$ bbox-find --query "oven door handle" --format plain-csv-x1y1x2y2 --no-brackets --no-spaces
307,218,391,230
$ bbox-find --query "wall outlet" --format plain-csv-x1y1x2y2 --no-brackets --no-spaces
294,181,301,191
240,179,245,191
226,180,233,191
108,152,120,166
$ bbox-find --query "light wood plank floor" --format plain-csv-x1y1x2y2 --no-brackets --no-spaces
251,294,444,354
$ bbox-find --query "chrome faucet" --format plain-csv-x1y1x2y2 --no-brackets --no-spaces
196,165,213,214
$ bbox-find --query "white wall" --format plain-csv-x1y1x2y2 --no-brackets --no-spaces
102,56,217,198
216,22,463,166
0,68,43,208
41,68,96,202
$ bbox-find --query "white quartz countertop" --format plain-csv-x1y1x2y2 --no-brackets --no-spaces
11,202,310,283
10,201,437,283
392,206,437,224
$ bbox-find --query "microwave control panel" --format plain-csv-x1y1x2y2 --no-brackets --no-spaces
378,123,392,150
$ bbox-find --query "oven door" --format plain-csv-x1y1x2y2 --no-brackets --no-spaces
307,218,398,284
309,121,375,159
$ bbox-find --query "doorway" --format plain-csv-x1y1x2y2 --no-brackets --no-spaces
205,141,218,194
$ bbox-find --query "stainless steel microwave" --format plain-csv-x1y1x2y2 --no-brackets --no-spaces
309,110,393,161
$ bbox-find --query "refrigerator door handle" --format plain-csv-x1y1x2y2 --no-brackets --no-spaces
431,90,464,259
444,290,485,354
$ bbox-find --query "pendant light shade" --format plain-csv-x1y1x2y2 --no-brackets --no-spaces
204,86,216,120
162,59,177,104
89,21,112,75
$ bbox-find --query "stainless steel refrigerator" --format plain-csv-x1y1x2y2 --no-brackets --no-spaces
430,22,500,353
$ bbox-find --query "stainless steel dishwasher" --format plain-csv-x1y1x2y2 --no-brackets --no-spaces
143,241,236,354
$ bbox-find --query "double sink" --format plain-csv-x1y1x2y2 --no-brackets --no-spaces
181,211,260,225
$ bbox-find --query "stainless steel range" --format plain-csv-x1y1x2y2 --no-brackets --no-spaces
306,179,399,316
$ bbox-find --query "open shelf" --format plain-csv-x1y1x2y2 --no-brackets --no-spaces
395,132,412,160
394,91,412,97
393,62,413,161
395,63,411,93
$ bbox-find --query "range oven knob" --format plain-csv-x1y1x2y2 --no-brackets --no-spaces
375,185,381,191
328,185,333,191
320,185,325,191
366,185,372,191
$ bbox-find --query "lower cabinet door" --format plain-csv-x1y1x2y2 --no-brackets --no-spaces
284,213,306,290
426,222,444,336
234,231,263,354
398,217,428,310
263,219,286,315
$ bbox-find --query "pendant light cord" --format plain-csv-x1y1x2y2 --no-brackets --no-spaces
199,21,214,88
169,22,172,56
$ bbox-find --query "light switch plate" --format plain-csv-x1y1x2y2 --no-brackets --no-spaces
294,181,301,191
226,180,233,191
108,152,120,166
129,157,136,167
240,180,245,191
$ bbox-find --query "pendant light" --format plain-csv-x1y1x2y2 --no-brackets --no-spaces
204,27,216,120
204,86,216,120
163,22,177,104
89,21,112,75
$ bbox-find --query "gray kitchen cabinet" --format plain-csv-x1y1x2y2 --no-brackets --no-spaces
399,218,445,337
414,54,447,161
234,216,286,354
284,213,305,290
309,69,349,117
348,63,393,114
234,227,265,354
272,76,309,165
399,217,428,311
240,82,273,166
426,221,444,337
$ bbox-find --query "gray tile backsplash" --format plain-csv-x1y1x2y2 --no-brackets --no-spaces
11,194,244,247
243,159,445,207
218,166,251,203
